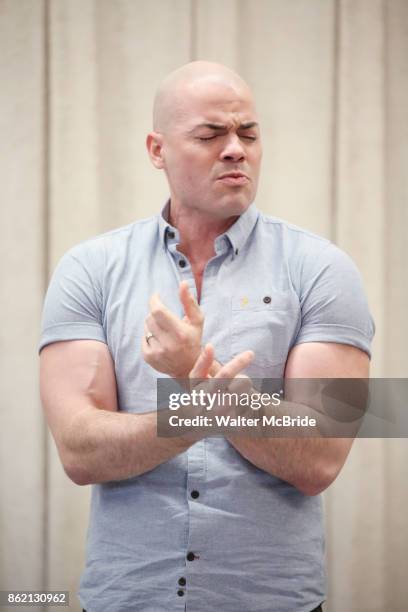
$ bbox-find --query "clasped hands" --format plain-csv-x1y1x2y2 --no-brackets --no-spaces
142,280,254,390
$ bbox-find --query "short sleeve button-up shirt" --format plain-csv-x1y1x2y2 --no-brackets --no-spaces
40,203,374,612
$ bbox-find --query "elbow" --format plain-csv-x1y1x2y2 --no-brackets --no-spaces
57,435,95,485
61,451,94,486
298,482,327,497
297,464,338,497
65,463,95,486
64,463,93,486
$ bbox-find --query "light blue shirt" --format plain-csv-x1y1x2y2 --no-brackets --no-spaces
40,203,374,612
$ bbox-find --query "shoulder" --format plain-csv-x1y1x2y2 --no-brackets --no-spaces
256,212,354,278
60,214,159,269
257,212,330,253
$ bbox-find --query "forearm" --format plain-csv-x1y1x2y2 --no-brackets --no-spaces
60,407,194,485
226,398,355,495
227,435,346,496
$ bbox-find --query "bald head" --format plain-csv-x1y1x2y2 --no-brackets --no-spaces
153,61,255,133
146,61,262,221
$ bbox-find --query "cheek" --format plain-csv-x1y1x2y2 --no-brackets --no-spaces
182,157,212,185
171,163,209,197
164,147,215,194
250,153,262,179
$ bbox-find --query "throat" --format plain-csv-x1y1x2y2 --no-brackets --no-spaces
193,268,205,303
176,244,213,303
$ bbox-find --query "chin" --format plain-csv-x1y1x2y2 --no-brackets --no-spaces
218,196,252,217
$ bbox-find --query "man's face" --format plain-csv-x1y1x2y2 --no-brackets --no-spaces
158,80,262,219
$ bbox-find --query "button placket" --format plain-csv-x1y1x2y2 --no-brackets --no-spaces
176,575,186,598
184,440,206,590
164,240,196,314
186,441,206,508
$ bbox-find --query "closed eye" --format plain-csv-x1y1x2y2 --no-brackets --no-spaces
198,135,257,142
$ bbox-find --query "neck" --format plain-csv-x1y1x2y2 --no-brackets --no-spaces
169,203,238,265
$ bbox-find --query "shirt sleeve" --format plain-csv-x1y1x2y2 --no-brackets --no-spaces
39,242,106,352
293,242,375,358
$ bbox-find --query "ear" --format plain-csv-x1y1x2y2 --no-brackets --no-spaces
146,132,165,169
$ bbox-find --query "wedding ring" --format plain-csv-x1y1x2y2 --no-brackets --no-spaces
145,331,154,345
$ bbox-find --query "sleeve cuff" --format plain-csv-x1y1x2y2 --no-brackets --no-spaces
39,322,107,353
294,324,372,358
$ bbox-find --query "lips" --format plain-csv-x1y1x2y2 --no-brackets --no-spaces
217,172,249,185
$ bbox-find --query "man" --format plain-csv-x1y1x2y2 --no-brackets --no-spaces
40,61,374,612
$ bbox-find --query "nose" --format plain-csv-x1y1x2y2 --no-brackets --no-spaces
220,134,246,163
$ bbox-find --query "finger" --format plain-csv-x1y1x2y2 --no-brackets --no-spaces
189,344,214,379
145,312,187,353
228,374,253,395
143,322,159,351
215,351,255,381
209,359,223,377
144,316,164,343
144,318,159,337
204,351,254,395
149,293,184,333
179,281,203,326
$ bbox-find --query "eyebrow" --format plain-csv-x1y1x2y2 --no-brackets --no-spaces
190,121,259,132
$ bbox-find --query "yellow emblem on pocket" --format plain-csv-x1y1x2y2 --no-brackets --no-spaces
240,296,249,308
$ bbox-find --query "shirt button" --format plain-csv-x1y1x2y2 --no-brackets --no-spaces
186,551,196,561
177,590,185,597
191,490,200,499
178,259,186,268
168,230,175,239
263,295,272,304
178,577,186,586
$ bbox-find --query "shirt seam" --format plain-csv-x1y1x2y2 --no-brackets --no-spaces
42,321,103,331
260,214,330,242
298,322,372,338
68,215,158,249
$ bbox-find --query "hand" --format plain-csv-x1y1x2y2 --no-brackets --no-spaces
142,281,204,378
176,344,255,442
190,344,259,419
190,344,254,390
189,344,255,415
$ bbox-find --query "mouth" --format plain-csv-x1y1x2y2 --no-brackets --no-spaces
217,172,250,186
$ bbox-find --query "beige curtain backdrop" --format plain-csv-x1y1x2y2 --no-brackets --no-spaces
1,1,407,611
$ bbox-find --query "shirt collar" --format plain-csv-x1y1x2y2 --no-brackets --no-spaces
158,199,259,256
224,203,259,255
158,200,174,244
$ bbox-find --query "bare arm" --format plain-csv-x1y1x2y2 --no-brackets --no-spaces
40,338,253,486
140,283,369,495
226,342,369,496
40,340,194,485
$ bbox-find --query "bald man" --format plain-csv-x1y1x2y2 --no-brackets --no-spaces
40,62,374,612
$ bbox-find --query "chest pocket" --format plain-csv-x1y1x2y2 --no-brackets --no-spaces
231,291,300,369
